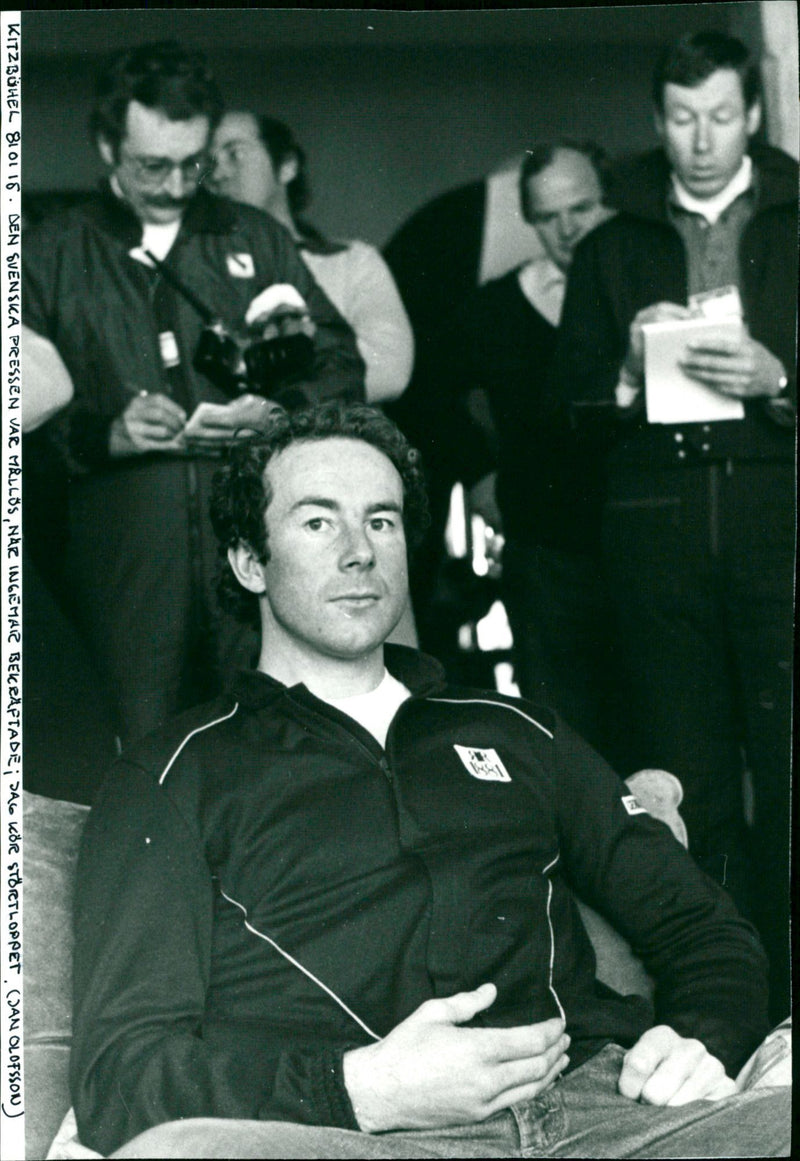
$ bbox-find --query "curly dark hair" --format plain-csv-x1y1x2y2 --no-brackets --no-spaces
210,403,430,625
90,41,224,157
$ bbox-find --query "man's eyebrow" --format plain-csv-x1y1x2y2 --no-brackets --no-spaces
289,497,403,514
365,500,403,513
289,497,339,513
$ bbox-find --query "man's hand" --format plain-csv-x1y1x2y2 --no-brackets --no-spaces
680,332,787,399
624,302,695,383
618,1026,737,1107
343,983,569,1133
109,392,187,457
469,472,503,534
182,395,284,450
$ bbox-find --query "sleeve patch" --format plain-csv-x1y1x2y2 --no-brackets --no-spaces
622,794,649,816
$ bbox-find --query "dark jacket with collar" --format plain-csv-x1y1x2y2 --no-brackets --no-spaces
22,184,365,470
71,646,769,1155
550,143,797,466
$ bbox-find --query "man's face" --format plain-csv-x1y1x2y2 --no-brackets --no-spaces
210,113,284,212
655,68,761,199
253,438,409,669
100,100,211,225
524,149,610,272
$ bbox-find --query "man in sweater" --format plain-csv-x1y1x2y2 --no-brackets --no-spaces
437,141,622,762
71,403,788,1158
550,30,796,1023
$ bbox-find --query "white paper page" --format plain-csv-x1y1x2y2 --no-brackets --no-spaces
643,317,745,424
182,401,235,437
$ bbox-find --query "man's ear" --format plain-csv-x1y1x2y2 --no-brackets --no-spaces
228,543,268,596
278,155,299,187
653,108,665,143
746,99,762,137
97,135,116,168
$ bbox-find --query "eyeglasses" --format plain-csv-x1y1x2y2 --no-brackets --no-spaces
119,148,213,187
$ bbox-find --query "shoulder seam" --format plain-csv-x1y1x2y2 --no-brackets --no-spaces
158,702,240,786
427,696,554,739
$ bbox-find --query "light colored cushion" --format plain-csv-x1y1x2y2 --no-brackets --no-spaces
24,791,90,1161
23,772,688,1156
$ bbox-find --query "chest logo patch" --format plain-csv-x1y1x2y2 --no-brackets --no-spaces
622,794,648,816
227,252,255,278
454,745,512,783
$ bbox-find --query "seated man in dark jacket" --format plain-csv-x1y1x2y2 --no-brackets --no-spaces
549,30,796,1023
71,403,789,1158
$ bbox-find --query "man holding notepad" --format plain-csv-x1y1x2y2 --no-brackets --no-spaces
22,42,364,748
550,30,796,1024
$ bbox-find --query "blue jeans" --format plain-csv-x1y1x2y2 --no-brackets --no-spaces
110,1044,790,1159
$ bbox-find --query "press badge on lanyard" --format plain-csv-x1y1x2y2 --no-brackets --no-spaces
159,330,181,369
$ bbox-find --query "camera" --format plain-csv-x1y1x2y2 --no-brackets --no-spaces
146,251,315,399
194,311,315,400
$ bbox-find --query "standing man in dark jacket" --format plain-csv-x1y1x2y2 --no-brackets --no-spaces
437,142,623,762
22,41,364,745
70,404,789,1159
550,31,796,1022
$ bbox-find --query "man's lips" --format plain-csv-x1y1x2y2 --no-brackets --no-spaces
146,197,191,210
331,594,380,602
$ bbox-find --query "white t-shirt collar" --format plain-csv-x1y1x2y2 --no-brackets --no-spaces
670,155,753,225
516,257,567,327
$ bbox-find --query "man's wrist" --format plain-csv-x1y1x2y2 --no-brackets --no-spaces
615,363,642,409
773,368,789,397
342,1044,391,1133
108,414,136,457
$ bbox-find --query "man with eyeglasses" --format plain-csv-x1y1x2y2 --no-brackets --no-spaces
22,40,365,748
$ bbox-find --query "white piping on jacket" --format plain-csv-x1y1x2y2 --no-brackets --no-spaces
219,887,381,1042
427,697,554,739
158,703,241,785
542,852,566,1022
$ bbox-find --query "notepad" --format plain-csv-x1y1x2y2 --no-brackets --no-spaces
642,316,745,425
182,402,235,437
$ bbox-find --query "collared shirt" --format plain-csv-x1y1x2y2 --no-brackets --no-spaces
516,256,567,327
667,186,756,300
669,156,753,224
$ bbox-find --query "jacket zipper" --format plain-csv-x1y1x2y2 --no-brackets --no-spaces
285,691,395,781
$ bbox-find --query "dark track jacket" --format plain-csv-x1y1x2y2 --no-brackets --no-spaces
71,646,769,1155
22,184,365,470
549,144,797,465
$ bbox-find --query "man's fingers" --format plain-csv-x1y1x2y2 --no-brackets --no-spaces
619,1027,678,1100
132,393,187,422
493,1035,570,1086
664,1058,736,1107
422,983,498,1026
481,1019,567,1062
620,1029,733,1107
637,1040,707,1105
635,302,694,327
484,1053,570,1116
684,338,744,356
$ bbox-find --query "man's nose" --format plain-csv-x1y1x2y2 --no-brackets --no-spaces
693,118,712,154
557,213,579,243
163,165,193,199
209,155,228,188
339,524,376,569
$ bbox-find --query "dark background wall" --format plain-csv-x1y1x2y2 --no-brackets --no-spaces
22,5,762,247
